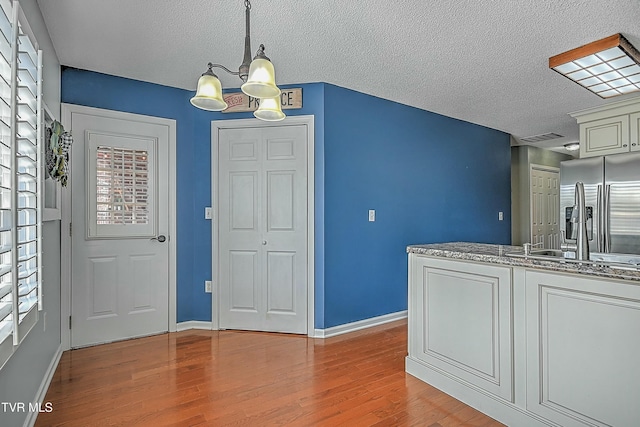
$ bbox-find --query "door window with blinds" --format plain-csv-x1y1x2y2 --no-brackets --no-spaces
87,132,156,238
0,0,43,370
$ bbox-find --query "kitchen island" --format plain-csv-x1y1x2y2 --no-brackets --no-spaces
406,242,640,427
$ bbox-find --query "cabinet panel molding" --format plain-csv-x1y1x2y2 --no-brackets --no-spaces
423,268,498,381
580,116,629,157
631,112,640,152
526,271,640,427
408,255,513,402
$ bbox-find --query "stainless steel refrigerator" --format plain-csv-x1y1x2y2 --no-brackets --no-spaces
560,152,640,255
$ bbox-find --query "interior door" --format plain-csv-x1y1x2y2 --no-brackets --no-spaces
69,109,170,348
531,166,560,249
218,125,308,334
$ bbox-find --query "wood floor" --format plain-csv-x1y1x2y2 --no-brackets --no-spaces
35,320,504,426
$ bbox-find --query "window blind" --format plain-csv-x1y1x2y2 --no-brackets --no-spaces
0,0,14,360
96,146,150,225
16,15,39,325
0,0,42,370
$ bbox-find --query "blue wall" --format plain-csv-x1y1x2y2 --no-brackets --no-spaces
322,84,511,327
61,70,511,329
62,68,212,321
61,68,326,324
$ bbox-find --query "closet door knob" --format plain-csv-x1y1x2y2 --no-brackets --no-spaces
262,240,267,245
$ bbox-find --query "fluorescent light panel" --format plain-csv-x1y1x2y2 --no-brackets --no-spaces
550,34,640,98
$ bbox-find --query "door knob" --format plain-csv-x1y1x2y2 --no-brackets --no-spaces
151,235,167,243
262,240,267,245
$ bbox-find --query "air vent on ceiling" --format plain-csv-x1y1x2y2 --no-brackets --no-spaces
519,133,564,143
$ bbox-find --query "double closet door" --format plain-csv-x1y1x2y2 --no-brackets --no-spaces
217,125,308,334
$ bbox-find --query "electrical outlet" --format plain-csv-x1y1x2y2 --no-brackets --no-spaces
368,209,376,222
205,280,212,293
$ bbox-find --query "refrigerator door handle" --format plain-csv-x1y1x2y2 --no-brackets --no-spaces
597,184,603,252
604,184,611,253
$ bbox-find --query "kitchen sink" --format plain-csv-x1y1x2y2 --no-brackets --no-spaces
505,248,640,268
528,249,564,257
505,248,566,261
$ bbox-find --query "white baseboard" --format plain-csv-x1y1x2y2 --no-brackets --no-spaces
176,321,213,332
176,311,407,338
313,310,407,338
26,344,63,427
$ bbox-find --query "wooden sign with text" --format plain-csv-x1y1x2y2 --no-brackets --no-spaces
222,88,302,113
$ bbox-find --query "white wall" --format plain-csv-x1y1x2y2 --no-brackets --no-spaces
0,1,61,426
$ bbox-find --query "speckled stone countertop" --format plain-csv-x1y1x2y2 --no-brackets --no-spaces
407,242,640,282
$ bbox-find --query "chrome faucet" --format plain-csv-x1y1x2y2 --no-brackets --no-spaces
523,241,544,256
561,181,590,261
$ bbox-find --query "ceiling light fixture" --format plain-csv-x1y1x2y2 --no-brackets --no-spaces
190,0,283,120
564,142,580,152
254,96,285,121
549,33,640,99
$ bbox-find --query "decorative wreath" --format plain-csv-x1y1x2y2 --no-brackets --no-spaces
45,120,73,187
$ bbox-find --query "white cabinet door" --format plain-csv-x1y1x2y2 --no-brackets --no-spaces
408,255,513,401
580,115,630,158
525,271,640,427
631,112,640,152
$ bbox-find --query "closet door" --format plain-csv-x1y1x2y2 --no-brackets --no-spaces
217,124,308,334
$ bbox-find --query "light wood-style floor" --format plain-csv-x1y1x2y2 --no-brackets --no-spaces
35,320,504,426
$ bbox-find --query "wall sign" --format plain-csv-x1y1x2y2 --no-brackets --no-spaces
222,88,302,113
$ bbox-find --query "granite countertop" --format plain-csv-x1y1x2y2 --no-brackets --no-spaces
407,242,640,282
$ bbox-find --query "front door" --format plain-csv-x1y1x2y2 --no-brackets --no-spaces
217,124,309,334
69,107,172,348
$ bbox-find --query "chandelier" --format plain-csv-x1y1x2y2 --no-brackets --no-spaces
190,0,285,121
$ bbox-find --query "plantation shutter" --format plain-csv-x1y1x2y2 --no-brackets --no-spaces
0,0,14,364
15,7,40,335
0,0,42,369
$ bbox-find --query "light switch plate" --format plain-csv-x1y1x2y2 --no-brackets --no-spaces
205,281,212,293
369,210,376,222
205,207,212,220
498,211,504,221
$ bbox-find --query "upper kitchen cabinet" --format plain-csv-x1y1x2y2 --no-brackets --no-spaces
632,111,640,152
570,96,640,158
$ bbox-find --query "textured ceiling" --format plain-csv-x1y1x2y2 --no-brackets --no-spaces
37,0,640,153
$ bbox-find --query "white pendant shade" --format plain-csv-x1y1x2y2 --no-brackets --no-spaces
241,57,281,98
190,73,228,111
189,1,287,114
253,96,285,121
